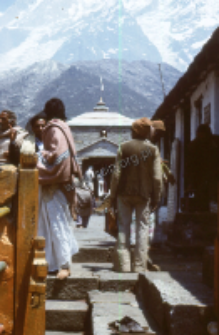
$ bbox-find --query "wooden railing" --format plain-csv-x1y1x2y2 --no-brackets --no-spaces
0,148,47,335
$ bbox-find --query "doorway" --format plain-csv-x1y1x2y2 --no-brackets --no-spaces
82,157,116,197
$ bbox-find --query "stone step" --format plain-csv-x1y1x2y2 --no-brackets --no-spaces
72,246,113,263
99,272,138,292
88,290,160,335
46,263,138,300
72,245,158,273
46,333,84,335
138,271,215,335
46,300,88,332
46,273,99,300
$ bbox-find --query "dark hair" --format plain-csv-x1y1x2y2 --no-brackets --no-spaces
196,124,212,138
43,98,67,121
30,111,47,128
1,109,17,126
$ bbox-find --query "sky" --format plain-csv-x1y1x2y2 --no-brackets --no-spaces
0,0,218,72
0,0,15,13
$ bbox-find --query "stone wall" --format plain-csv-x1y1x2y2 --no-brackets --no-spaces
71,126,131,151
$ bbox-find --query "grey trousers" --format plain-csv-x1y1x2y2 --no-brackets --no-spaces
113,195,150,273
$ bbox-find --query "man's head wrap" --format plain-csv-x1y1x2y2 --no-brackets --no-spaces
151,120,166,131
132,117,152,139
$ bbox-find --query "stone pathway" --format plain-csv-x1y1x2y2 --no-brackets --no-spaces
45,214,215,335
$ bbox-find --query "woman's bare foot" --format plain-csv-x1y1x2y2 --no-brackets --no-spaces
0,324,5,333
56,269,70,280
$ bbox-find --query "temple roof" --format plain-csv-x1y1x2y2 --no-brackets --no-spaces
68,112,134,127
68,98,134,127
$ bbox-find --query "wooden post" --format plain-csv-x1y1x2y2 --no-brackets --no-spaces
0,212,15,335
23,237,47,335
15,147,40,335
15,168,39,335
0,165,17,334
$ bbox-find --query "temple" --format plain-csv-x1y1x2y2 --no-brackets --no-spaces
68,97,134,194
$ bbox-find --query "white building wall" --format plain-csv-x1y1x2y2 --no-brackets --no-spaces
175,108,184,200
167,108,184,222
167,138,180,222
190,71,215,139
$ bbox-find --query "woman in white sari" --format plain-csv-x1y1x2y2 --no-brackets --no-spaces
37,98,82,279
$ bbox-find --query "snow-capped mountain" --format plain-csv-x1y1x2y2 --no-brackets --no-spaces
0,0,218,72
0,59,181,126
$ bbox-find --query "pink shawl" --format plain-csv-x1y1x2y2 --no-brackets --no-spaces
37,119,81,185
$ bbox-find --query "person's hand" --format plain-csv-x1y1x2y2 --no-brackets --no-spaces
9,125,17,142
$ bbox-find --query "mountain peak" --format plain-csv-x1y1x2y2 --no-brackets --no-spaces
0,0,218,72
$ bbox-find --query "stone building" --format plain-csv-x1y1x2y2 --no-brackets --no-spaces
67,97,134,194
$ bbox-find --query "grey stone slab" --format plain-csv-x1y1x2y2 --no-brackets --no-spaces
46,275,99,300
70,262,114,275
92,302,156,335
99,272,138,292
139,271,215,335
88,290,138,305
148,248,203,273
46,300,88,332
72,247,112,263
73,215,115,243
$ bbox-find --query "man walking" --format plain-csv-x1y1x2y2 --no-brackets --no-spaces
110,117,162,273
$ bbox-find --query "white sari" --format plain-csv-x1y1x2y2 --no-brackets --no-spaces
38,185,79,272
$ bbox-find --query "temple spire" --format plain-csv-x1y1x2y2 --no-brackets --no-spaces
100,76,104,97
93,77,109,112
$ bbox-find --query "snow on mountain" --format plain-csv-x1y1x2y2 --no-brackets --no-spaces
127,0,219,70
0,59,181,126
0,0,218,72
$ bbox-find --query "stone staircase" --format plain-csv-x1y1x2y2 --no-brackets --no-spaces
45,214,215,335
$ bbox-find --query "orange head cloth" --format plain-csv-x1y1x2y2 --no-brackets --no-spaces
150,120,166,131
132,117,152,138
